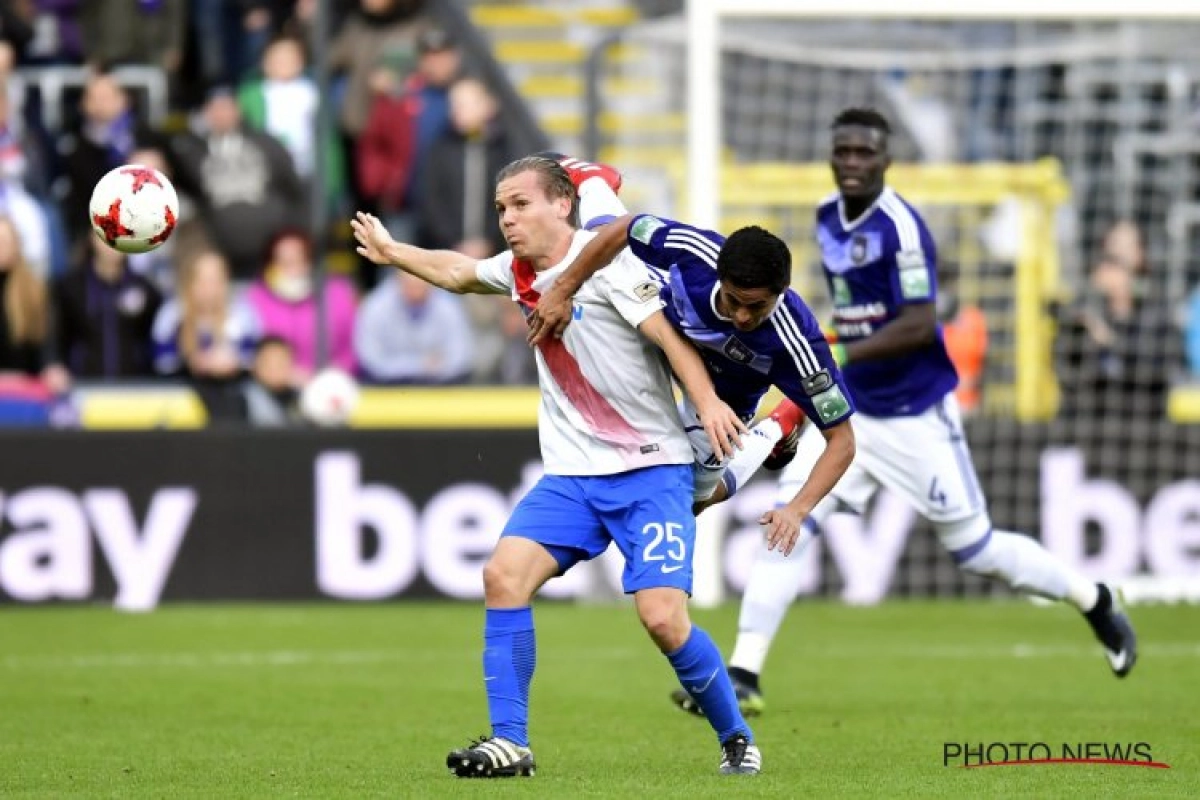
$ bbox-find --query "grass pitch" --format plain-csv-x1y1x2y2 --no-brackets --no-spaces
1,600,1195,798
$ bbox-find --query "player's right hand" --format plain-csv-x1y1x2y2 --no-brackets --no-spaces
351,212,395,265
695,398,747,461
527,283,575,346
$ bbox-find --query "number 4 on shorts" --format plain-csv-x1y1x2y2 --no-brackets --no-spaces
928,477,947,507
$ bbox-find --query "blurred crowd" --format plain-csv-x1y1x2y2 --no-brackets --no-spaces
0,1,1195,428
0,0,536,427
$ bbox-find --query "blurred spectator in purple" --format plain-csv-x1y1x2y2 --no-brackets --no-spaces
25,1,84,65
152,250,260,421
169,88,305,281
415,77,511,258
241,334,305,426
80,0,184,75
237,34,345,204
354,270,471,385
246,229,356,382
49,233,162,380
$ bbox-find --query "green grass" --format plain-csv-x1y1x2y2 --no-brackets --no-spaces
0,601,1195,798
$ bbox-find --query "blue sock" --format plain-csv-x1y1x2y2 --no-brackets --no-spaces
483,607,536,747
667,626,752,743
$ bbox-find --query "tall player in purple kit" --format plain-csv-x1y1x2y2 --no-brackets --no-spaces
673,108,1138,719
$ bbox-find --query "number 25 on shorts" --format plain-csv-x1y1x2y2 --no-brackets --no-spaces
643,522,687,573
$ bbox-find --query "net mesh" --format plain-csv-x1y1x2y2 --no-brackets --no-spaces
589,17,1200,598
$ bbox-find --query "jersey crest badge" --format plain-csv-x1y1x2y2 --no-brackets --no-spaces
851,235,869,264
721,337,755,364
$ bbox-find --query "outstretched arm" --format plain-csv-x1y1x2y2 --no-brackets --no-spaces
527,213,636,344
639,310,746,461
351,212,493,294
761,419,855,555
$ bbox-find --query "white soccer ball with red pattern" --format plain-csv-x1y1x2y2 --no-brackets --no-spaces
300,368,361,428
88,164,180,254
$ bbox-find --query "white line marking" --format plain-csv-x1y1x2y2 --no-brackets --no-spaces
1,643,1196,671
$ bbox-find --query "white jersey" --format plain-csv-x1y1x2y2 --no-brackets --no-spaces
475,230,693,476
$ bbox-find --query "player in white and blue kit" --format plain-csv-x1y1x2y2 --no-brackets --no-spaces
704,109,1138,716
353,156,763,776
528,165,857,557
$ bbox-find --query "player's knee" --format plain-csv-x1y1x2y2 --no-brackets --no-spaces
635,589,690,651
950,527,1005,579
482,555,534,606
936,514,993,572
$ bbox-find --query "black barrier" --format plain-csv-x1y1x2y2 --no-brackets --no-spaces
0,430,541,606
0,422,1196,605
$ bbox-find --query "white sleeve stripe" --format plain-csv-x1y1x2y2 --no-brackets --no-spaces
665,229,721,261
881,191,919,248
880,192,922,251
776,305,821,374
770,315,818,377
769,305,820,376
663,238,719,270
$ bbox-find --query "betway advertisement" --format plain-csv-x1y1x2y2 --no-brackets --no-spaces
0,423,1196,607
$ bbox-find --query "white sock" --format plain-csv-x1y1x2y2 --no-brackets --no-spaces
959,529,1099,610
729,632,771,677
721,418,782,497
1066,575,1101,612
729,522,816,675
578,177,627,229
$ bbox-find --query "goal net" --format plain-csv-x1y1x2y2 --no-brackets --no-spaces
588,3,1200,604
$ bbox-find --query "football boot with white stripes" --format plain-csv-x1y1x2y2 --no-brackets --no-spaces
719,734,762,775
446,736,535,778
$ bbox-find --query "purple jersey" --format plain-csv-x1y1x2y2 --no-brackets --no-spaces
625,214,853,428
815,188,958,417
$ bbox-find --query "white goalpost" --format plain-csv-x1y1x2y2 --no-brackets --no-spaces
677,1,1200,608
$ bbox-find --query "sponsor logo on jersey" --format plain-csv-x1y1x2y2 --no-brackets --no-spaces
630,216,666,244
832,276,852,306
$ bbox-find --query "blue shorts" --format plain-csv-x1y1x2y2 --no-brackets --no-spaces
502,464,695,594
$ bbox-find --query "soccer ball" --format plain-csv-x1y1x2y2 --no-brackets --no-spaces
88,164,180,254
300,369,361,427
